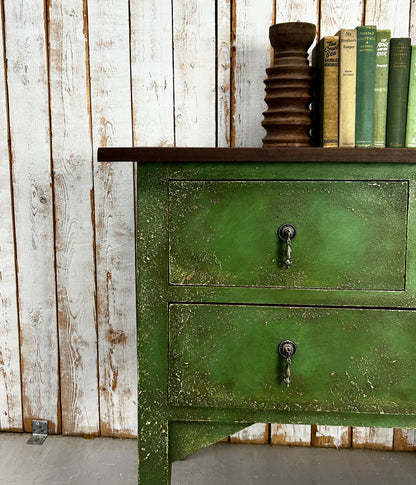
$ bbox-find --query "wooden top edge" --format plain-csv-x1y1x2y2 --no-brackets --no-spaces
97,147,416,163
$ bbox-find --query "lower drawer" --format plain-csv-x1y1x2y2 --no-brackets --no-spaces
168,304,416,416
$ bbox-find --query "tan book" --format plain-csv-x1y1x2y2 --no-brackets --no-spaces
312,36,339,147
336,29,357,147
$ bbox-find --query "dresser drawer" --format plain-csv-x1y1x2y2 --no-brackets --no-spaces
168,304,416,415
169,179,408,291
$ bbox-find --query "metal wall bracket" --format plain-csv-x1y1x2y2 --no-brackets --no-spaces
27,420,48,445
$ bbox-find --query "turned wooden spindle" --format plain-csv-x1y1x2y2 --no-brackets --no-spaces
262,22,316,147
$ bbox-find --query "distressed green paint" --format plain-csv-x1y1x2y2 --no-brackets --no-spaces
169,304,416,415
169,421,252,462
169,180,408,290
135,158,416,484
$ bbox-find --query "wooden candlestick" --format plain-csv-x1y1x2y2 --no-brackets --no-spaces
262,22,316,147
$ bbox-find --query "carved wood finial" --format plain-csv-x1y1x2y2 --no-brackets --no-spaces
262,22,316,147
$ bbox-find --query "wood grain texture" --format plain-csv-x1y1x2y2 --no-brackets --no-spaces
271,424,311,446
173,0,216,146
312,425,351,448
275,0,319,27
0,1,22,432
217,0,232,146
232,0,274,147
352,427,394,450
394,428,416,451
48,0,99,436
4,0,60,434
88,0,137,437
131,0,174,147
230,423,269,444
319,0,364,38
365,0,410,36
410,0,416,42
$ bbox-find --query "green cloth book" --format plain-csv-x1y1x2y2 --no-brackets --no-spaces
311,36,339,147
386,38,411,147
405,46,416,147
373,29,391,147
355,25,377,147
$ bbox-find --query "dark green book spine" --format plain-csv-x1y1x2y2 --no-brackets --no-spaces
386,38,411,147
355,25,377,147
405,46,416,147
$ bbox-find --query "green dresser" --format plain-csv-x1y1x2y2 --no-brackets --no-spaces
98,147,416,484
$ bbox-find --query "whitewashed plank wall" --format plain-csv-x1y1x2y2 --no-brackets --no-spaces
0,0,415,451
49,0,99,437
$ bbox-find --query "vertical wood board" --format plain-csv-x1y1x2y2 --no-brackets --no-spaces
88,0,137,437
319,0,364,38
217,0,232,147
230,423,269,444
394,428,416,451
4,0,60,434
275,0,319,24
172,0,217,146
131,0,175,147
0,0,22,432
232,0,274,147
365,0,410,36
352,427,394,450
312,425,351,448
48,0,99,435
410,0,416,42
271,424,312,446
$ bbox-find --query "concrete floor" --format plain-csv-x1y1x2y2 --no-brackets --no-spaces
0,433,416,484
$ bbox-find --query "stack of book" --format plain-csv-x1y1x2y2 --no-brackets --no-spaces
312,25,416,148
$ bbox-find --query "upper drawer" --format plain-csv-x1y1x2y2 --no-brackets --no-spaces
169,180,408,290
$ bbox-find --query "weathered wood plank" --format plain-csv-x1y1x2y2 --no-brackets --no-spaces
131,0,174,147
312,425,351,448
410,0,416,42
4,0,60,434
275,0,319,27
0,2,22,432
217,0,232,147
173,0,217,146
319,0,363,38
48,0,99,436
270,424,311,446
232,0,275,147
88,0,137,437
230,423,269,444
352,427,394,450
394,428,416,451
365,0,410,37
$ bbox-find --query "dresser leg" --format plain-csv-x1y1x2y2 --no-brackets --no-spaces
138,419,170,485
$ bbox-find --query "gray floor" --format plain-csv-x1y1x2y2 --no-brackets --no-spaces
1,433,416,484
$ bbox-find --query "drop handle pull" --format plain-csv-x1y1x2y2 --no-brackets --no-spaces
277,223,297,269
278,340,297,387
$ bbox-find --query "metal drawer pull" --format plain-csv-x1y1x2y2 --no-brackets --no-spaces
277,223,297,269
278,340,297,387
